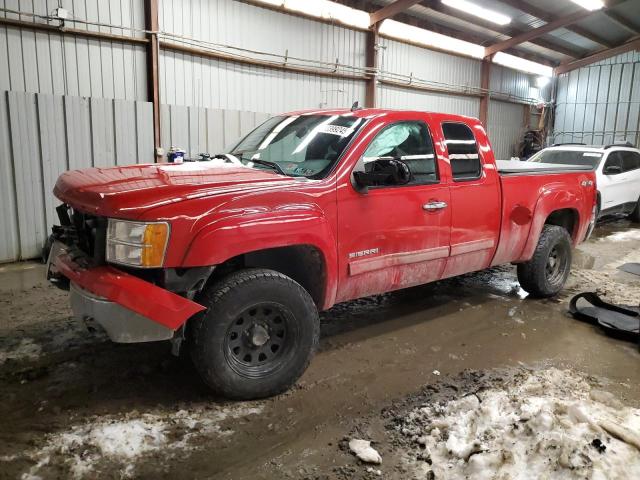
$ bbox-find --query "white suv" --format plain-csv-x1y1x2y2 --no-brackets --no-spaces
528,142,640,222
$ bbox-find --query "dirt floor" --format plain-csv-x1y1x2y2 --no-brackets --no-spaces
1,219,639,479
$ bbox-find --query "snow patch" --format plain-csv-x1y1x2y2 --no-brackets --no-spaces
349,439,382,464
600,229,640,242
23,405,263,479
0,338,42,365
396,368,640,479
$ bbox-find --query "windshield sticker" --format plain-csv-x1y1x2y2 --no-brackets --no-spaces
318,125,353,137
583,153,602,157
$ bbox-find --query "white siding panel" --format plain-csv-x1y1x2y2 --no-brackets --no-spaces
0,90,154,262
0,0,147,100
380,38,480,90
553,52,640,147
378,85,479,118
7,91,46,259
160,50,367,112
159,0,367,70
0,92,20,262
488,101,525,160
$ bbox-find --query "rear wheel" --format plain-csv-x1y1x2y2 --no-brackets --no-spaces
517,225,572,298
190,268,319,400
629,197,640,223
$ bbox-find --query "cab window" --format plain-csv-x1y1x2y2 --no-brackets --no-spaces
604,152,623,174
359,121,438,185
622,151,640,172
442,122,481,181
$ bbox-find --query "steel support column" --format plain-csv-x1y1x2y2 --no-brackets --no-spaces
365,22,379,108
479,57,491,127
145,0,161,159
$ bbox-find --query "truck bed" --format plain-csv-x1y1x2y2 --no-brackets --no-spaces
496,160,594,175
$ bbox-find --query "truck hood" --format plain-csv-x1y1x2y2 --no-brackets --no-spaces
53,162,302,218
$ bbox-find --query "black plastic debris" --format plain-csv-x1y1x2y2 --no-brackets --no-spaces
591,438,607,454
569,292,639,347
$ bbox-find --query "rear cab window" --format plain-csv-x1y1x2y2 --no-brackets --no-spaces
441,122,481,181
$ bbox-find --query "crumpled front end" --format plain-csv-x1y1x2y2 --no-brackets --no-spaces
46,204,206,343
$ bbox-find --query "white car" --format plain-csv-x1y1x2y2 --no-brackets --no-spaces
527,143,640,222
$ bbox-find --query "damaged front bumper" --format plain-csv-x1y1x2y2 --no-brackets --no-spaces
47,241,206,343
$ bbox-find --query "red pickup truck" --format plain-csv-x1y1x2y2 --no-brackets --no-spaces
47,109,597,399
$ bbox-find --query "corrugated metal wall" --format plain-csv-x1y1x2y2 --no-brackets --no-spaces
159,104,271,156
0,0,560,262
553,51,640,146
0,0,147,100
379,38,481,90
488,100,525,159
378,85,480,118
0,89,277,262
158,0,367,111
159,51,367,112
0,90,153,261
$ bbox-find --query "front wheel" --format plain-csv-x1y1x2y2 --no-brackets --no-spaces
517,225,572,298
189,268,319,400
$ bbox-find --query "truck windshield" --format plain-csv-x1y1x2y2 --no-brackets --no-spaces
229,114,365,178
528,149,602,168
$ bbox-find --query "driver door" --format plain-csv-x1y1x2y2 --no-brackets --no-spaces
335,118,451,303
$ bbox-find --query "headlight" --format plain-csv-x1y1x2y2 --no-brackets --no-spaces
106,219,169,267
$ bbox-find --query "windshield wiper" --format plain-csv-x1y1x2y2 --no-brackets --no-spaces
246,158,287,176
212,153,242,165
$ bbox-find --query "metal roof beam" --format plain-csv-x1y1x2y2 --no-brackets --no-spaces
485,9,595,56
555,36,640,74
420,0,583,58
369,0,422,26
496,0,615,48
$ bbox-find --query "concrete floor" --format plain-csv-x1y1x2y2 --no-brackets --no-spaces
0,219,639,479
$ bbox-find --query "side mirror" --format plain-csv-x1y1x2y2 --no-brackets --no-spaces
353,158,411,193
604,164,622,175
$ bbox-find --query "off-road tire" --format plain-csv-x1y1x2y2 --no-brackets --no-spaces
517,225,572,298
190,268,319,400
629,197,640,223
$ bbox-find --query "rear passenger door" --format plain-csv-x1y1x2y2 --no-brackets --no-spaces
621,151,640,206
439,122,501,279
600,151,628,209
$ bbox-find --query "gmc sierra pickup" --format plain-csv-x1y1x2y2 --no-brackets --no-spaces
47,109,597,399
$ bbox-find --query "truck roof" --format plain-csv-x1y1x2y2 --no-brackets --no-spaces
282,108,480,125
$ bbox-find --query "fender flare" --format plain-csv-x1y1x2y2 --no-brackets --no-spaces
519,188,583,262
181,209,339,309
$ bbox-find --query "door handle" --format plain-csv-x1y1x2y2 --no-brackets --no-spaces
423,201,448,211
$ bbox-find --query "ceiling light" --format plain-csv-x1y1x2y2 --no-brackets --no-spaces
568,0,604,11
535,76,550,88
379,20,485,59
493,52,553,77
442,0,511,25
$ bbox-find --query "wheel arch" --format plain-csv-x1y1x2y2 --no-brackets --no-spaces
205,244,330,310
